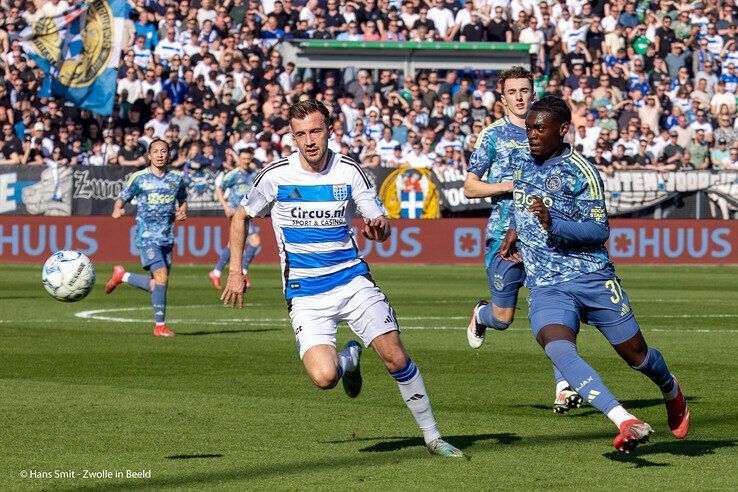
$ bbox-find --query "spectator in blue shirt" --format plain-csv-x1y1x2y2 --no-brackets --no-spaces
134,10,159,50
619,3,640,28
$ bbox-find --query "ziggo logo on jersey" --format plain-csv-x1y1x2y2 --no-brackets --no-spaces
513,190,553,207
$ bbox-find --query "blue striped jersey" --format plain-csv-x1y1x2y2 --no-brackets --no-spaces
511,145,613,287
240,151,385,300
467,116,533,266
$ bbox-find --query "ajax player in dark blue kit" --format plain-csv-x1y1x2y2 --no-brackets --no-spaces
105,139,188,337
501,96,690,452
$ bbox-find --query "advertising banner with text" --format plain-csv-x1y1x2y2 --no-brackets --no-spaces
1,217,736,265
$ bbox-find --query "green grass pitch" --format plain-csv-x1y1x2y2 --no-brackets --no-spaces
1,263,737,489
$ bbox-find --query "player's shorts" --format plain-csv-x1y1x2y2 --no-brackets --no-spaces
486,253,526,308
288,275,399,359
139,243,173,271
527,269,640,346
248,224,260,236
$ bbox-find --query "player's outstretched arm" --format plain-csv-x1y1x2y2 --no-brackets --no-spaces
463,172,514,199
221,206,248,308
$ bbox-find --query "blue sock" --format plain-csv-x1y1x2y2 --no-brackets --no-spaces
633,347,675,394
151,283,167,324
478,304,511,330
215,247,230,271
127,273,152,292
544,340,620,414
553,365,567,386
242,244,259,270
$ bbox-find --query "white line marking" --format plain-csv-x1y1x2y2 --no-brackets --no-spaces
42,305,736,334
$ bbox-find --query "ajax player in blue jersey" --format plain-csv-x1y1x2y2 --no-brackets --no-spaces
500,96,690,452
208,148,262,290
221,100,463,458
465,67,581,414
105,139,188,337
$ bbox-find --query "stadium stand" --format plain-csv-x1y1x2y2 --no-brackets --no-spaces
1,0,738,174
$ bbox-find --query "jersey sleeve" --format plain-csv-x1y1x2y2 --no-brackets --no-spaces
240,170,275,218
219,171,234,190
176,175,188,203
117,173,140,203
350,163,385,220
467,125,497,178
548,166,609,244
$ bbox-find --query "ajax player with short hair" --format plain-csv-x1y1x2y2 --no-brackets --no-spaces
465,66,580,414
208,149,262,290
221,99,463,458
501,96,689,452
105,139,188,337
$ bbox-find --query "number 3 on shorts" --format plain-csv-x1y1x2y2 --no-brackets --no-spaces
605,279,624,304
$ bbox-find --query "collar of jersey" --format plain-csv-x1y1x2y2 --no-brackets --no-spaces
538,144,572,167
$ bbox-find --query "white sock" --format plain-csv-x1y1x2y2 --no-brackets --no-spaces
212,269,221,277
663,380,679,400
122,273,130,283
607,405,637,428
392,361,441,445
242,268,248,275
337,345,357,374
555,380,570,395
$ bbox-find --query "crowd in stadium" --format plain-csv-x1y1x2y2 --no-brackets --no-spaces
1,0,738,175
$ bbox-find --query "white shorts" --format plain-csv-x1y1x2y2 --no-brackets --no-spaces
288,275,400,359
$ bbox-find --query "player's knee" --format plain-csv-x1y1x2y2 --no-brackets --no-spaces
311,370,339,390
249,234,261,247
381,351,409,373
492,305,515,325
153,271,168,285
614,332,649,367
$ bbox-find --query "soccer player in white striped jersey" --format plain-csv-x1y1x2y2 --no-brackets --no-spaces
221,100,463,458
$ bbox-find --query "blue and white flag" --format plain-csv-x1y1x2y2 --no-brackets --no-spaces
20,0,126,115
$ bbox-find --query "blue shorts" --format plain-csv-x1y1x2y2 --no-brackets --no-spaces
486,253,526,308
249,224,260,236
139,244,173,272
528,270,640,345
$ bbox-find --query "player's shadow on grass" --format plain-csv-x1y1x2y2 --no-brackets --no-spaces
178,328,277,336
323,433,520,452
166,453,223,460
603,439,737,468
526,396,700,418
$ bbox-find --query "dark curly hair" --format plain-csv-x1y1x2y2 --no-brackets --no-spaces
530,95,572,125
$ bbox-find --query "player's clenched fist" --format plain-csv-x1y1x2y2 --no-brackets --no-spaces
221,273,245,308
175,204,188,221
499,228,522,263
528,196,551,230
362,216,391,242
